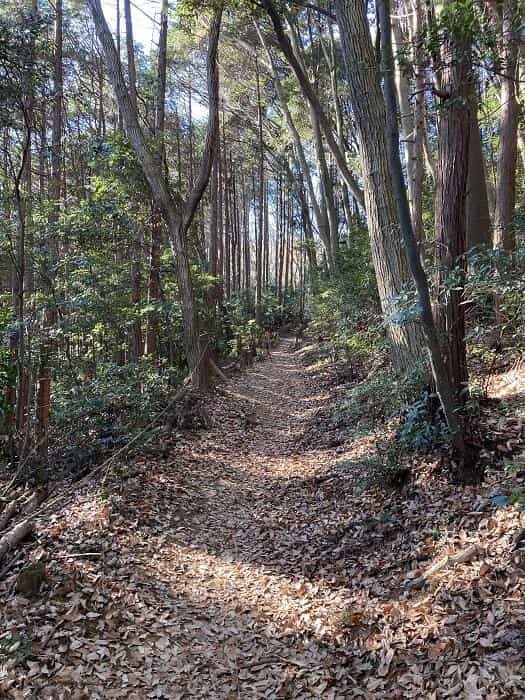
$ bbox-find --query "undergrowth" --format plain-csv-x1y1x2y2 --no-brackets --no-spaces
320,241,525,490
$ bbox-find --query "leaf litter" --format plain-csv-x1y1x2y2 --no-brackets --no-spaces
1,337,524,698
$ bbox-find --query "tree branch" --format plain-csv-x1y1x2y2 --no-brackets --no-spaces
261,0,365,209
182,8,223,234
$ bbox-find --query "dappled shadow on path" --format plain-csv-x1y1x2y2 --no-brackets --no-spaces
114,337,525,696
6,338,523,697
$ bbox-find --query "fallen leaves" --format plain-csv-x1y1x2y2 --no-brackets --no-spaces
1,337,524,697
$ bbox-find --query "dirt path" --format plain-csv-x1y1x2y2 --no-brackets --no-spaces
3,337,525,698
120,336,356,697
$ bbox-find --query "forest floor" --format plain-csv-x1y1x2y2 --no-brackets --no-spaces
1,337,525,699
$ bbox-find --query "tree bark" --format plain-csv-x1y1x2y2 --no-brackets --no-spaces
433,1,471,404
378,0,475,483
115,0,123,130
255,54,264,326
145,0,168,358
123,0,137,110
466,80,492,249
209,157,219,279
36,0,62,454
242,174,250,290
494,0,519,249
223,145,231,299
392,3,424,241
123,0,142,359
335,0,426,373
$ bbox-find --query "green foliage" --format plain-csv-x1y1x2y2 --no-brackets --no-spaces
424,0,498,63
89,133,148,198
391,237,525,360
222,287,302,357
397,392,449,452
333,367,427,428
0,633,33,670
0,302,15,433
309,231,380,366
52,359,183,455
361,441,411,490
0,8,49,128
464,245,525,349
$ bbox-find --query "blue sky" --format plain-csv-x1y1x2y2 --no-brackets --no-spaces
101,0,160,53
99,0,209,120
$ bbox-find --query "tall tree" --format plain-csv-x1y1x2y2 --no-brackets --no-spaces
378,0,476,483
123,0,142,360
144,0,168,358
466,79,492,249
86,0,222,389
391,2,424,241
334,0,426,372
255,52,264,326
36,0,63,454
493,0,519,249
262,0,365,210
256,24,333,267
433,0,472,403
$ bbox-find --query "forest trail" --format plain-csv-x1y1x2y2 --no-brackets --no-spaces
3,338,525,698
112,335,360,697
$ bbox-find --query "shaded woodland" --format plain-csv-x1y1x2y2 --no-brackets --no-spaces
1,0,524,696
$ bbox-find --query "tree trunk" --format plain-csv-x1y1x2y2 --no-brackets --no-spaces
378,0,476,484
16,0,39,445
242,175,250,290
209,156,219,279
311,111,338,264
256,23,332,266
145,0,168,358
262,0,365,210
433,2,471,404
130,224,143,359
123,0,137,110
217,123,224,301
494,0,519,249
327,21,355,247
124,0,142,359
223,146,231,299
335,0,426,373
230,164,237,293
466,80,492,249
115,0,123,130
37,0,62,454
87,0,222,389
255,54,264,326
392,4,424,241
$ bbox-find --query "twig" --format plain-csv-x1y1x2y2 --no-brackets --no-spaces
0,519,33,560
41,618,65,650
0,496,24,532
0,553,19,580
56,552,102,559
408,544,479,589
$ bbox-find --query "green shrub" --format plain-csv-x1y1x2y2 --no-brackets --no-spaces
333,367,427,428
53,358,183,448
309,233,381,367
397,392,449,452
464,245,525,349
